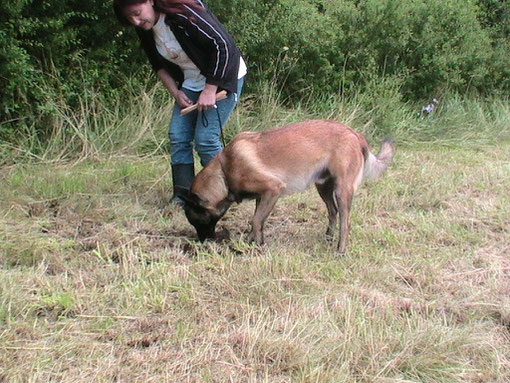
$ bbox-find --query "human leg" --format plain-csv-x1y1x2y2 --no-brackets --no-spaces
195,77,245,166
169,89,200,204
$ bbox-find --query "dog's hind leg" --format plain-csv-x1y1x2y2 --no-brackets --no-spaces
332,149,365,254
316,178,338,237
335,184,354,254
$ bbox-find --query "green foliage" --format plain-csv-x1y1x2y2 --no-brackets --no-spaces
0,0,147,141
476,0,510,94
477,0,510,37
1,0,510,148
213,0,499,99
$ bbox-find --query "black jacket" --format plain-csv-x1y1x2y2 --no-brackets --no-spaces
135,0,243,94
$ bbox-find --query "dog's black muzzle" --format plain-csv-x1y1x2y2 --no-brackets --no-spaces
195,223,217,242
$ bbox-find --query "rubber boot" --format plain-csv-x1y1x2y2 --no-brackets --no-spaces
171,163,195,207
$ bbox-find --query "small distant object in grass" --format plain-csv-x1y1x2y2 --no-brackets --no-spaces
181,242,195,254
421,98,439,116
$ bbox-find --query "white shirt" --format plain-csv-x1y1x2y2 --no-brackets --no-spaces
152,14,246,92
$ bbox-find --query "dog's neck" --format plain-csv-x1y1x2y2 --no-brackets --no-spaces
192,157,232,215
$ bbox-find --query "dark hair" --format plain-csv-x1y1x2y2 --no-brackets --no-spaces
155,0,200,15
113,0,201,26
113,0,146,26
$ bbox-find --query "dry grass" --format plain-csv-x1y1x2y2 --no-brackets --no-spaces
1,142,509,382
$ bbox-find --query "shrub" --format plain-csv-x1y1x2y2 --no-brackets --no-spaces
1,0,509,147
213,0,501,99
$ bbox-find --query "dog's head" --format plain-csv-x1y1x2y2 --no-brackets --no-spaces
182,193,226,242
183,192,235,242
183,194,218,242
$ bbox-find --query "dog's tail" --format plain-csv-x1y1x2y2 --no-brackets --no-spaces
363,138,395,180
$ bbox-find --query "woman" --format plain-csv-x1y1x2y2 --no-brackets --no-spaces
114,0,246,205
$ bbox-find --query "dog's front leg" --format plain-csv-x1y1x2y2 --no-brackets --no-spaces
247,197,261,243
248,191,281,245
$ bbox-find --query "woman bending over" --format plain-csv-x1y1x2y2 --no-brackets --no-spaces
114,0,246,204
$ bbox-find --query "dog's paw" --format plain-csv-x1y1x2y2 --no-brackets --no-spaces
246,231,264,246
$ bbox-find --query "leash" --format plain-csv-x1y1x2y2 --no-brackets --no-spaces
180,91,229,148
201,106,227,148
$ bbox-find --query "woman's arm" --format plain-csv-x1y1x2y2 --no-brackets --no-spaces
178,4,232,88
196,83,218,112
157,69,193,108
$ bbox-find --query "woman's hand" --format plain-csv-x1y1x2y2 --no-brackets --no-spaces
174,90,194,109
156,69,193,109
197,84,218,112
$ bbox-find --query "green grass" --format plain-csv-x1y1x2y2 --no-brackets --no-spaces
2,75,510,165
1,79,509,381
1,139,509,382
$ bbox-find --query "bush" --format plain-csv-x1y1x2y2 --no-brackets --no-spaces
0,0,509,146
213,0,498,99
0,0,147,141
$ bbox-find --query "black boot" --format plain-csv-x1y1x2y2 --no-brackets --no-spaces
171,163,195,206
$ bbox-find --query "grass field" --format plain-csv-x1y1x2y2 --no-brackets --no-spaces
1,135,509,381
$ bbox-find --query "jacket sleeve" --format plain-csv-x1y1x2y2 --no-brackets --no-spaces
178,4,233,85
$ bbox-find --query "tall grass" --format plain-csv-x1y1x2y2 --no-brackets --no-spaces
1,73,509,165
1,73,173,164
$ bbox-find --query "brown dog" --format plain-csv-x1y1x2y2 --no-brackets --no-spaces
183,120,395,253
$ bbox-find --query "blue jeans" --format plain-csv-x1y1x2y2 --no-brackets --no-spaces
169,77,244,166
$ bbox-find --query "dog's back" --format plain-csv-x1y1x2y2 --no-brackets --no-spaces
218,120,378,195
